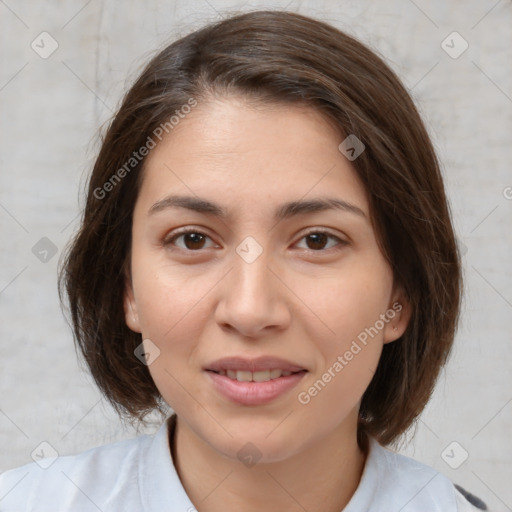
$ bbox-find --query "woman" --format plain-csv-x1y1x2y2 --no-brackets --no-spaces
0,10,487,511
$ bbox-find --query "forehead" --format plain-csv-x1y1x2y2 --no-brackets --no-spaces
137,97,369,216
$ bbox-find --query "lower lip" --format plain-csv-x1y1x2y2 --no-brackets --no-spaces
205,371,306,406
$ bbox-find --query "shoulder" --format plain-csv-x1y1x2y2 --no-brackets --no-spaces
0,431,153,512
344,437,488,512
0,415,193,512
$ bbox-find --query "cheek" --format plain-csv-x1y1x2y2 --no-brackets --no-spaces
296,275,388,418
133,278,204,413
130,259,218,408
295,343,381,438
132,257,211,339
302,259,393,347
296,259,393,404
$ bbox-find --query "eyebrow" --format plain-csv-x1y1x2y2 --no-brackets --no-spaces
148,194,366,220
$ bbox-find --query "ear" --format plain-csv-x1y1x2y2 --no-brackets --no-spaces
123,270,142,334
383,287,412,344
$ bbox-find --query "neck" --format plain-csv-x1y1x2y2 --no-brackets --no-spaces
171,415,366,512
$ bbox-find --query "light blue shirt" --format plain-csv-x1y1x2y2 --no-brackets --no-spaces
0,415,482,511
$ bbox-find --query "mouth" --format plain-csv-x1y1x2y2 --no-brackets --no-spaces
208,368,304,382
204,356,308,406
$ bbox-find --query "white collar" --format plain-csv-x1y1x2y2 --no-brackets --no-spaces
139,414,194,510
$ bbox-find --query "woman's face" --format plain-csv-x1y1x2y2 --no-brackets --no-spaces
124,96,410,462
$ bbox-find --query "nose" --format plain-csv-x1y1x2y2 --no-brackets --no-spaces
214,246,291,339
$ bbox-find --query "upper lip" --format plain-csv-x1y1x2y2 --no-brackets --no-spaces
205,356,307,373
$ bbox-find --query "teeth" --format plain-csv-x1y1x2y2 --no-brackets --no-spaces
236,370,253,382
219,369,299,382
253,370,271,382
270,369,282,379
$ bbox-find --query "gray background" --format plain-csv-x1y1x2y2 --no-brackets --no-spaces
1,0,511,510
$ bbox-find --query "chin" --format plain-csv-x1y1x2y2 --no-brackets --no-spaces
219,415,310,461
215,433,303,465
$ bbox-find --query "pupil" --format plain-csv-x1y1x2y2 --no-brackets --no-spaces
307,233,327,250
185,233,205,249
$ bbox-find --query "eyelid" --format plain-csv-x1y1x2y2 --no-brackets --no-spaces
298,226,347,240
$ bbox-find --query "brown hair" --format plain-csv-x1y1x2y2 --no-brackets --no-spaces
59,10,462,445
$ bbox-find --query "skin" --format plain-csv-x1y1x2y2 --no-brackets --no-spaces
124,96,411,512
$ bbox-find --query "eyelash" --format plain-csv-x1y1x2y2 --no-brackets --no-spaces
163,227,348,254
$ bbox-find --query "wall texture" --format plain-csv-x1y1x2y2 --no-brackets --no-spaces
1,1,511,510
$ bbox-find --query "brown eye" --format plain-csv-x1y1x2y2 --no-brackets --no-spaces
166,230,215,251
295,231,345,251
305,233,329,250
181,232,206,250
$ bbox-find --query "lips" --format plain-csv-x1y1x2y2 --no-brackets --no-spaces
204,356,307,406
